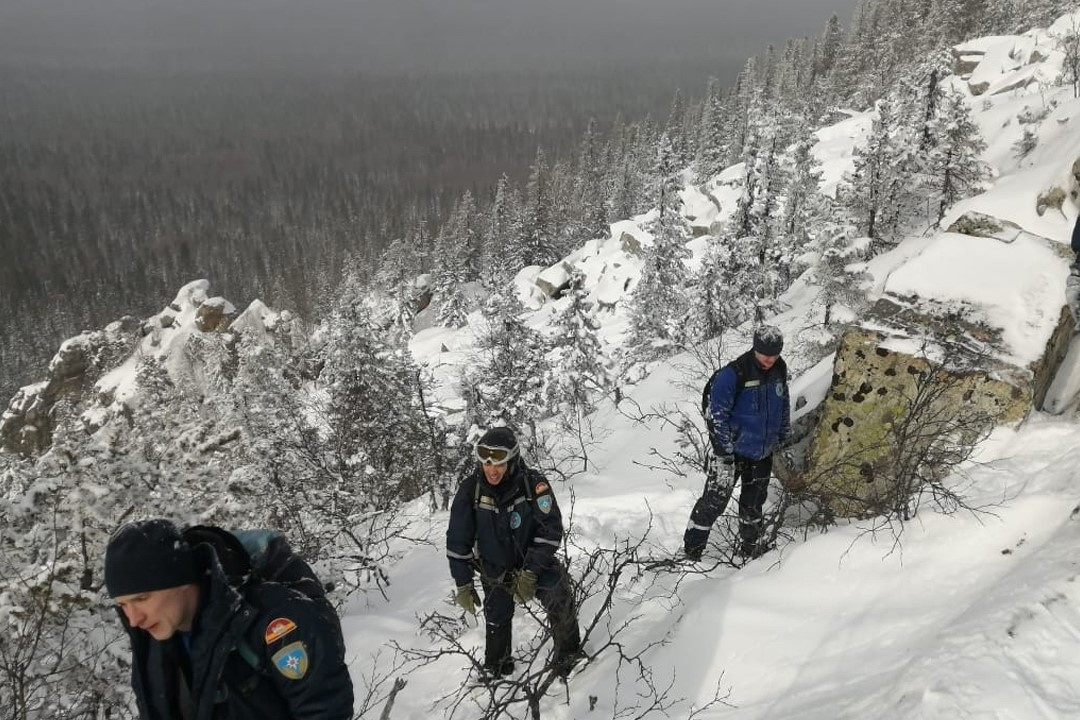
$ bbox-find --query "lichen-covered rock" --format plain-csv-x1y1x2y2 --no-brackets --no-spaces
793,326,1032,517
787,224,1072,518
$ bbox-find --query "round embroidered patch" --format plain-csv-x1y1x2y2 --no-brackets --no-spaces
265,617,297,644
510,511,522,529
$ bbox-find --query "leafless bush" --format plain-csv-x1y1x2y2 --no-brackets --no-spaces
392,516,730,719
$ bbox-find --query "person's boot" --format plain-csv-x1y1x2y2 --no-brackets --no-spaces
482,622,514,680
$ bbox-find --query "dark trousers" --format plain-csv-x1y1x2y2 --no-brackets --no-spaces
684,453,772,554
480,563,581,668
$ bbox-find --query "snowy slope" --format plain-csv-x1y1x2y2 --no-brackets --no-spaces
338,11,1080,720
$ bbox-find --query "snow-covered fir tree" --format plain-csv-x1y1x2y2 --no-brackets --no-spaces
925,89,990,223
547,270,613,415
626,132,692,361
521,147,560,268
432,199,475,327
694,77,730,183
482,175,524,290
465,291,552,442
842,95,921,250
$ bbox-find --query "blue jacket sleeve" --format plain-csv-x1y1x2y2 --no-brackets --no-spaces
446,474,477,587
709,366,739,454
778,380,792,446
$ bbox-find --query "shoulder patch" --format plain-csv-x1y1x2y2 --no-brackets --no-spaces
537,495,553,514
271,641,309,680
534,481,549,495
265,617,298,645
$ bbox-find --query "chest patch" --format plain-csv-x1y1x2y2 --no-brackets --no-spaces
265,617,297,645
510,511,522,529
271,641,309,680
537,495,553,514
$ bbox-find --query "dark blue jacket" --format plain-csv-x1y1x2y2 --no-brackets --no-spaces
709,350,791,461
446,459,563,588
1072,215,1080,254
122,544,353,720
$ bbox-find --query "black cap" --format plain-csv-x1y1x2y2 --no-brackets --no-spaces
105,519,199,598
478,426,517,450
752,325,784,356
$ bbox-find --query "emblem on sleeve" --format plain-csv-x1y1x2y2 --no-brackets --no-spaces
534,482,549,495
537,495,553,514
265,617,298,644
271,641,310,680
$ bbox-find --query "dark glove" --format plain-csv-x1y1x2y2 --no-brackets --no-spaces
513,569,538,604
718,452,735,466
454,584,480,615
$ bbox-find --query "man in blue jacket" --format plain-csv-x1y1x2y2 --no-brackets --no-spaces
105,519,354,720
446,427,581,680
684,325,791,561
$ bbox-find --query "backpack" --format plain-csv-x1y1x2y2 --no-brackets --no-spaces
701,358,748,440
181,525,332,671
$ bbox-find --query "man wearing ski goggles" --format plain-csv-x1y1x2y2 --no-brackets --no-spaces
446,427,582,682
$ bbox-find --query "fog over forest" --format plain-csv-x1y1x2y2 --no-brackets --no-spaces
1,0,854,73
0,0,854,402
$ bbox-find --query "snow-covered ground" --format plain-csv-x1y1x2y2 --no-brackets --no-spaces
335,11,1080,719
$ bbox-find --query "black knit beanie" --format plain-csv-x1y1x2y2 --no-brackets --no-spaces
752,325,784,356
105,519,199,598
478,426,518,451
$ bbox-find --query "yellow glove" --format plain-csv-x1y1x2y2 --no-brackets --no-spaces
513,570,538,604
454,584,480,615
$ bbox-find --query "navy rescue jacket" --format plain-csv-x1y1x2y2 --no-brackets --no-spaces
120,544,353,720
709,349,791,461
446,458,563,587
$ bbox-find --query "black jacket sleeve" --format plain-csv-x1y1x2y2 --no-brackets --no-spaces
1072,214,1080,255
523,470,563,575
256,587,354,720
446,473,477,587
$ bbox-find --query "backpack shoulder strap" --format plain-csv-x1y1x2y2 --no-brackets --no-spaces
235,638,264,673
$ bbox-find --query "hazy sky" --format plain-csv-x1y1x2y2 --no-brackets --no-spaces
0,0,856,75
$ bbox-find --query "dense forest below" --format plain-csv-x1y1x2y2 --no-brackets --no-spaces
0,59,723,401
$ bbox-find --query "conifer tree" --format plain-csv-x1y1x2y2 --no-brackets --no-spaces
467,291,552,439
483,174,524,289
432,200,473,328
925,90,990,223
522,147,559,268
779,124,831,287
572,119,611,246
547,271,612,414
843,97,920,250
694,77,730,183
627,132,692,360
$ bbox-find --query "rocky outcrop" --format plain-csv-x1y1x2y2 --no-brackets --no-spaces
1,281,281,456
785,224,1073,518
0,316,140,455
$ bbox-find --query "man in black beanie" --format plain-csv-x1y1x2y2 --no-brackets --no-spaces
684,324,791,561
105,519,353,720
446,427,582,682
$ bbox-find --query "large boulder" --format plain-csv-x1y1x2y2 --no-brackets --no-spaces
787,225,1073,518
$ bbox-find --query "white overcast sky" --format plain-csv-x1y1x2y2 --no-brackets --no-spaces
0,0,856,74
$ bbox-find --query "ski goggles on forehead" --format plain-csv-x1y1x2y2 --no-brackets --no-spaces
475,444,518,466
